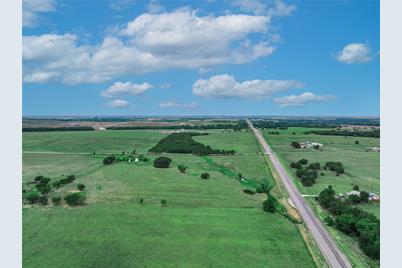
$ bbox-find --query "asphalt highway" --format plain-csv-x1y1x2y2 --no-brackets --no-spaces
247,119,352,268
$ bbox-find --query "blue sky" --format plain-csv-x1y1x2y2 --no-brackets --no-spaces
22,0,379,116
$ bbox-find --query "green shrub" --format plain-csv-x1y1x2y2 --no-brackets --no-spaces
25,192,40,204
200,173,210,179
139,198,144,204
51,196,62,205
39,195,48,205
77,184,86,191
153,156,172,168
161,199,167,205
263,196,276,213
64,192,86,206
103,155,116,165
298,159,308,165
177,164,188,173
243,189,255,195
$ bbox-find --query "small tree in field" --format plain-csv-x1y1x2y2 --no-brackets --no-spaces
263,195,276,213
25,192,40,204
64,192,86,206
51,196,62,205
161,199,167,205
200,173,210,179
77,184,86,191
153,157,172,168
177,164,188,173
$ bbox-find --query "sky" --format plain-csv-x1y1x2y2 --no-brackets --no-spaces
22,0,380,116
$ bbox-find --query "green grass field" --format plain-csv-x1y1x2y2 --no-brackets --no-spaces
23,130,315,268
261,127,380,267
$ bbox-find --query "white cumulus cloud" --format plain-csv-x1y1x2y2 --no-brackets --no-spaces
192,74,304,99
107,99,130,108
273,92,336,107
23,0,55,27
159,101,198,108
23,8,279,84
101,81,153,98
336,43,372,64
23,71,60,83
230,0,296,16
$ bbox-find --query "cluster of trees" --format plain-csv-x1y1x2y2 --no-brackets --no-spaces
290,159,320,186
243,189,256,195
324,161,345,175
306,129,380,138
64,192,86,206
268,131,280,135
318,186,380,259
23,174,86,207
149,133,235,155
251,118,379,129
153,157,172,168
22,127,94,132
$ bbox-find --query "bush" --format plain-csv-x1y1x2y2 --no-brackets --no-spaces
36,183,51,194
39,195,48,205
360,191,369,203
263,196,276,213
139,198,144,204
298,159,308,165
355,140,360,144
290,162,302,169
308,162,321,170
291,141,301,149
51,196,62,205
243,189,255,195
25,192,40,204
325,216,334,226
77,184,86,191
161,199,167,205
153,156,172,168
103,155,116,165
325,162,345,174
200,173,210,179
353,185,359,191
64,192,86,206
177,164,188,173
34,175,50,184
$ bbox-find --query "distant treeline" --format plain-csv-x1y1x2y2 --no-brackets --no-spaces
306,129,380,138
23,127,94,132
251,118,380,128
108,121,248,131
149,132,235,155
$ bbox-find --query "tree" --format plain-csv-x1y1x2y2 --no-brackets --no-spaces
348,194,361,204
51,196,62,205
39,195,48,205
200,173,210,179
64,192,86,206
298,159,308,165
161,199,167,205
290,162,302,169
243,189,255,195
103,155,116,165
139,198,144,204
353,184,360,191
177,164,188,173
77,184,86,191
291,141,301,149
153,156,172,168
355,140,360,144
360,191,369,203
36,183,51,194
325,216,334,226
263,195,276,213
25,192,40,204
308,162,321,170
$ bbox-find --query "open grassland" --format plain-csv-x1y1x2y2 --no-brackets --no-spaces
23,130,315,268
261,127,380,267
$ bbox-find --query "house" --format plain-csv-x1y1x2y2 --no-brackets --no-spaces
299,141,324,149
345,190,360,196
369,192,380,202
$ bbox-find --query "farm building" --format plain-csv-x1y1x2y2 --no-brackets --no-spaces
300,141,324,149
345,190,361,196
369,192,380,202
366,147,380,152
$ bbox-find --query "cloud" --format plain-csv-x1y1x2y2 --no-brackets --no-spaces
159,83,172,89
101,81,153,98
107,99,130,108
159,101,198,108
23,71,60,83
230,0,296,16
192,74,304,99
336,43,372,64
147,0,165,13
23,8,280,84
23,0,55,27
110,0,136,11
273,92,336,107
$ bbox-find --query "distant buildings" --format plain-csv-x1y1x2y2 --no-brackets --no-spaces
338,190,380,202
299,141,324,149
366,147,380,152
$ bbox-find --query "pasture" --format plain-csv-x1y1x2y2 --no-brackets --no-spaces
23,130,315,268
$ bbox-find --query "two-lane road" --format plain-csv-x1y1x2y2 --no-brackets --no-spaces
247,119,352,268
